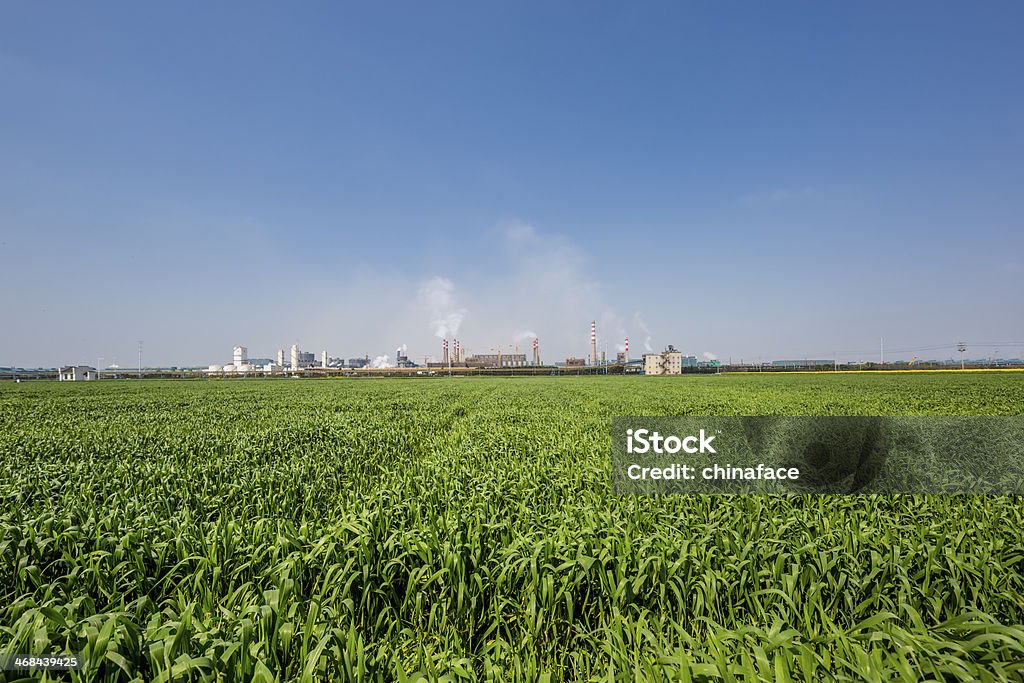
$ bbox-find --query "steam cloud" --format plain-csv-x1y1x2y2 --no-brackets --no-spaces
635,313,653,352
417,276,466,339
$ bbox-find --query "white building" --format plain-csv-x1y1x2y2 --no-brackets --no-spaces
59,366,98,381
643,346,683,375
233,346,248,366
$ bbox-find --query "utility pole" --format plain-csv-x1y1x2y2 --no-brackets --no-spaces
958,342,966,370
138,341,143,379
880,337,884,366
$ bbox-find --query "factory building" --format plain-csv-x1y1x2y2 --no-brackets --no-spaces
59,365,98,381
564,357,586,367
207,344,257,373
643,345,684,375
615,337,631,364
204,344,340,374
771,359,833,368
465,353,528,368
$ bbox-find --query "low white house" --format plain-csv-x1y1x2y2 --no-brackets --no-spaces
59,366,98,381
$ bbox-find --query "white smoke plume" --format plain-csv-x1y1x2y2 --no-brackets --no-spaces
597,309,629,353
634,313,653,352
396,343,407,354
417,276,466,339
371,354,394,368
514,330,538,342
702,351,718,361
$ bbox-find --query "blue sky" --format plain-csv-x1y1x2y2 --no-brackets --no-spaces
2,2,1022,367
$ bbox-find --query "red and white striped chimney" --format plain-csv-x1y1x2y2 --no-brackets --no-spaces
442,339,449,365
533,337,540,366
625,337,629,361
454,338,460,364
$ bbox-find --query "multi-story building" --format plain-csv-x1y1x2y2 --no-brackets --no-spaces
294,351,316,368
643,345,683,375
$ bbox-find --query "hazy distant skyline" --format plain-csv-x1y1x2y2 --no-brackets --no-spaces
2,2,1022,367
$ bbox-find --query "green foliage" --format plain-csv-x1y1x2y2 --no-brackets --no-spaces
1,374,1023,681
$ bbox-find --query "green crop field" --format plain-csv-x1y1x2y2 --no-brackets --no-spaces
2,373,1023,682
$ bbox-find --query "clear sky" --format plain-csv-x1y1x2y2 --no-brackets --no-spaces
2,2,1022,367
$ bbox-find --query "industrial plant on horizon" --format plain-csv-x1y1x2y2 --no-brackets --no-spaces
45,320,1006,383
189,319,715,378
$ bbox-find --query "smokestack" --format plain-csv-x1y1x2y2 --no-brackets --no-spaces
290,344,299,370
591,320,597,366
321,350,327,368
454,338,460,364
533,337,540,366
442,339,449,365
625,337,629,363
